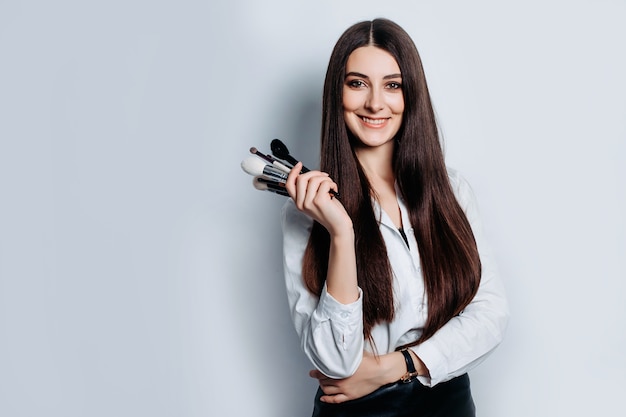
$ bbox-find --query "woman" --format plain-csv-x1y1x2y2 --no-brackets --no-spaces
282,18,508,416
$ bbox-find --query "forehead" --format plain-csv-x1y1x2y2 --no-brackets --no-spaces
345,46,401,75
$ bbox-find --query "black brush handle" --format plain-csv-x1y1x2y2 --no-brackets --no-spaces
270,139,336,197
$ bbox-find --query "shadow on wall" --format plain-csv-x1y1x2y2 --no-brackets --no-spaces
239,75,324,416
276,77,324,171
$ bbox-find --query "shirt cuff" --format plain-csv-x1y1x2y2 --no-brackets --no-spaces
316,282,362,323
305,283,364,377
410,341,446,387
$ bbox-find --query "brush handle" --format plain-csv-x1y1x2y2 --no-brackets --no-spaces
264,187,289,197
272,160,293,174
256,177,286,188
262,165,289,181
267,140,338,197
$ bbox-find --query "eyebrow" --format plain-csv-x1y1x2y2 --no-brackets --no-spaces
345,71,402,80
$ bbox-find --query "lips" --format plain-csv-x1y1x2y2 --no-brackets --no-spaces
360,116,389,126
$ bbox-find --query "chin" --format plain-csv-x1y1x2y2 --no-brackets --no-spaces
355,131,398,147
356,138,395,149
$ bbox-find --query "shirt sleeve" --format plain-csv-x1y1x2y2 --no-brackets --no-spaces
411,171,510,387
281,199,364,378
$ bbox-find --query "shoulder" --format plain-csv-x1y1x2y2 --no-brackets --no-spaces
446,167,479,214
446,167,473,198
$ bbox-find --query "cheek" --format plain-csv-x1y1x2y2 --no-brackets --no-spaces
342,90,360,111
392,95,405,114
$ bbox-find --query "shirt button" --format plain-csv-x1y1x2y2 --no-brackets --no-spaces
340,312,349,319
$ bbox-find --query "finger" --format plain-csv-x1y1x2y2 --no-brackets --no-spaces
292,170,332,211
313,176,338,201
305,175,337,203
285,162,302,199
309,369,323,379
318,381,342,392
295,169,318,210
295,173,330,210
309,370,334,386
312,176,334,196
303,175,332,208
320,393,350,404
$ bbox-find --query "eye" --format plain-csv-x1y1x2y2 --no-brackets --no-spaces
347,79,366,88
386,82,403,90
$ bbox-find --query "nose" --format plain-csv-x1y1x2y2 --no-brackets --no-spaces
365,86,384,112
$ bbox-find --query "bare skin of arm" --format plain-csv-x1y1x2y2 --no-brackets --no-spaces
311,349,429,403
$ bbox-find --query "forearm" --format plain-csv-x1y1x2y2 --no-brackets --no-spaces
378,350,429,385
326,228,359,304
313,349,430,404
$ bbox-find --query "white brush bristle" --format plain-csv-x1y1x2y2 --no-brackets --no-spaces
240,156,267,176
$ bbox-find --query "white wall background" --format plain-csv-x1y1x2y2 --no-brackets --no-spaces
0,1,624,416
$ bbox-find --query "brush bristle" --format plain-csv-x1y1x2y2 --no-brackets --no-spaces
240,156,267,176
252,177,268,191
270,139,288,158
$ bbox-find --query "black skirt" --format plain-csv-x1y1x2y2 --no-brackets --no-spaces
312,373,475,417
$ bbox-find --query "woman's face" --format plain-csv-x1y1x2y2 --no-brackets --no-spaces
342,46,404,149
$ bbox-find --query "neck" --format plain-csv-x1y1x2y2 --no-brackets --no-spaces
354,141,396,188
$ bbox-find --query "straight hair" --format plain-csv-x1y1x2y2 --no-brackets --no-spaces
302,18,481,345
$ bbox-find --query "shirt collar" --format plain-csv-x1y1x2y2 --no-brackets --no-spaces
371,183,411,231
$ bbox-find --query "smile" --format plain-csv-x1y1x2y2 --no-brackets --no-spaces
360,116,389,126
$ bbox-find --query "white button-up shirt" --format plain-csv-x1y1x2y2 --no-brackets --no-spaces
281,169,509,387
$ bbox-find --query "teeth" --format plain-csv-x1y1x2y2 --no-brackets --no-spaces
362,117,386,125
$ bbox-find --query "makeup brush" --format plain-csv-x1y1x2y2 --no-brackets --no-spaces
252,177,289,196
249,147,292,174
241,156,289,182
269,139,339,198
270,139,311,173
255,176,286,188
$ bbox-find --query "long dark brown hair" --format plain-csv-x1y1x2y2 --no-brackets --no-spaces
302,18,481,345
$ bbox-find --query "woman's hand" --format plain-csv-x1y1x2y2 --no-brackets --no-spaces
310,350,429,404
285,162,352,237
309,351,395,404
